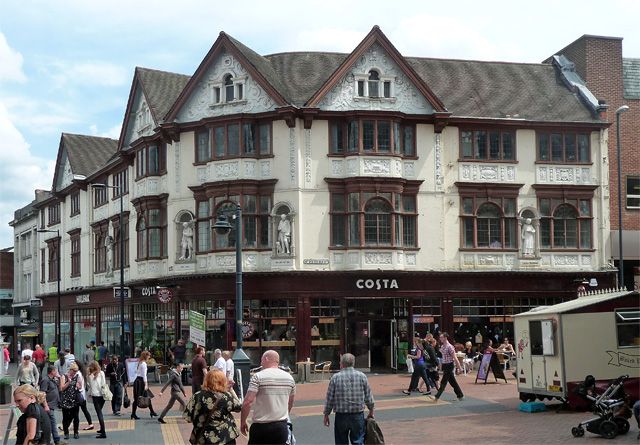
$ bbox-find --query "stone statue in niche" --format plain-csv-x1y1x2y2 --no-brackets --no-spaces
277,214,291,255
520,217,536,256
179,221,194,260
105,235,114,277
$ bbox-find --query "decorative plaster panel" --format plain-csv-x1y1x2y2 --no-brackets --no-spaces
403,161,415,178
536,166,593,185
244,160,256,178
304,129,312,186
289,128,297,185
405,254,416,266
459,164,517,182
434,134,443,191
363,158,391,175
333,253,344,265
364,252,393,264
317,43,434,114
348,252,359,265
260,160,271,177
346,159,358,176
216,255,235,268
215,161,240,179
553,255,579,266
197,166,208,183
93,206,107,222
478,255,502,266
330,159,344,176
246,254,257,268
174,141,181,192
176,50,275,122
581,255,592,266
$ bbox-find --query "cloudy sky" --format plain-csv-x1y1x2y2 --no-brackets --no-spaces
1,0,639,248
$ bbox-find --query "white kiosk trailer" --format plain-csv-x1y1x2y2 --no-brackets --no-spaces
514,288,639,408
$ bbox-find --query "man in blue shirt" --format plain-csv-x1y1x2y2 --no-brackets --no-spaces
323,353,375,445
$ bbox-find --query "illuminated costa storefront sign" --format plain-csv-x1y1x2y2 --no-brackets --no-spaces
356,279,399,290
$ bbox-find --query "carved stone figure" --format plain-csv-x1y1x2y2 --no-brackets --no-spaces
277,214,291,254
179,221,194,260
521,218,536,256
105,235,114,277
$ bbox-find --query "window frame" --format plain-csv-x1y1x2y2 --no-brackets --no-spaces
534,185,595,250
112,168,129,199
45,237,60,282
70,230,81,278
327,178,420,249
329,118,415,157
133,196,168,261
615,308,640,348
135,143,166,179
459,128,516,161
70,192,80,217
92,221,109,274
112,213,130,269
457,183,520,250
626,175,640,209
93,177,109,208
48,202,60,225
195,120,272,163
536,130,591,164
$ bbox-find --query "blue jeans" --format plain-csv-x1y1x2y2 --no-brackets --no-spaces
334,412,365,445
47,408,61,443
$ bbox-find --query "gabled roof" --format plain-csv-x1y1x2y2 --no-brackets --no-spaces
305,26,447,112
118,67,191,151
165,32,289,122
51,133,118,191
514,289,637,317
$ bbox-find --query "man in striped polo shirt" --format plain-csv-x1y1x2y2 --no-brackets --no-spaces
241,350,296,444
433,332,464,402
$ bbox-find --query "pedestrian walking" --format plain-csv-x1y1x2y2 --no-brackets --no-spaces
323,353,375,445
75,360,95,431
403,336,431,396
97,342,108,366
223,351,235,383
433,332,464,402
13,384,52,445
105,355,127,415
2,344,9,374
240,350,296,445
157,363,187,424
82,344,94,366
59,363,83,440
15,354,39,387
191,346,208,394
213,349,227,375
48,342,58,365
131,350,158,419
184,369,242,444
32,344,47,377
40,365,66,445
87,361,108,438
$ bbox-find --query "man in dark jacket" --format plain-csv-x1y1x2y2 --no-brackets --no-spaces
157,363,187,424
40,365,66,445
105,355,127,416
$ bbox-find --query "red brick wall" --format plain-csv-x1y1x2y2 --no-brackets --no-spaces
556,36,639,231
0,251,14,289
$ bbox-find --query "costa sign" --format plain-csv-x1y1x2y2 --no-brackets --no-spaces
356,278,399,290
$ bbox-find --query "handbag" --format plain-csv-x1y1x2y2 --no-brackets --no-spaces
100,373,113,401
137,390,152,408
123,386,131,409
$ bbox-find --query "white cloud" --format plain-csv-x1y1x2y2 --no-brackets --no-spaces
0,32,27,83
46,60,129,88
89,123,121,139
1,95,77,135
0,103,55,247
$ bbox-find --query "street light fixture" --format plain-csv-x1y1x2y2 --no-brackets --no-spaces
36,228,61,348
213,204,251,395
615,105,629,288
73,174,128,358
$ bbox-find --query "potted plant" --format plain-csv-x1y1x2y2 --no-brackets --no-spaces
0,376,13,404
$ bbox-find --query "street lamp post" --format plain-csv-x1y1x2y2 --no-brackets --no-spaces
74,175,127,358
615,105,629,288
213,204,251,395
37,228,61,348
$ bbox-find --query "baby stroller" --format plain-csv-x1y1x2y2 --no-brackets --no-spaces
571,374,632,439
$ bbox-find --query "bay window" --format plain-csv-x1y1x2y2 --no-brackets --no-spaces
329,118,414,156
537,131,590,163
195,120,271,162
136,143,166,178
133,196,168,260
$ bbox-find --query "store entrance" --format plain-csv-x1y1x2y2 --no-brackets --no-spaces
345,299,405,372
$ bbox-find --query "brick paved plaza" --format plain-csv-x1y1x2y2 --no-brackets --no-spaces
2,368,638,444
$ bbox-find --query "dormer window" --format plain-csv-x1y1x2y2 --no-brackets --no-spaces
224,74,235,101
211,74,246,106
137,102,151,130
355,70,393,99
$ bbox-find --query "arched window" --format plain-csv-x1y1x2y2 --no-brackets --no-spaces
368,70,380,98
476,203,502,248
224,74,234,102
460,194,517,249
364,198,392,246
552,204,579,248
